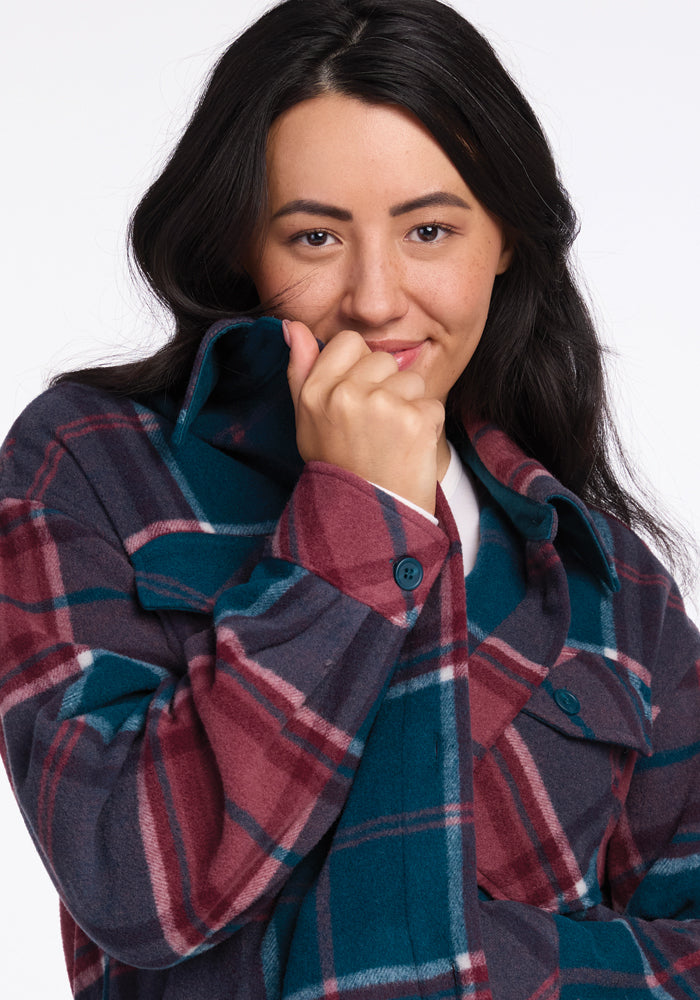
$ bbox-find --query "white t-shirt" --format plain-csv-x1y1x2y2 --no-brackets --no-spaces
440,441,480,574
372,441,480,574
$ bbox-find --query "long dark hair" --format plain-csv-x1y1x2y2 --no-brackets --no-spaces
54,0,685,570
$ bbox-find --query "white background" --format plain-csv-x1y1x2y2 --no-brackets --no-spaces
1,1,698,995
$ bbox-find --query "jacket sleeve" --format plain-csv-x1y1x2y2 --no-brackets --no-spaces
0,414,449,970
477,575,700,999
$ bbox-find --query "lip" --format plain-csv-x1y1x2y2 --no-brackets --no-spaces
364,339,426,371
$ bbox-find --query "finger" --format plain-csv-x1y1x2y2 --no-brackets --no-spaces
284,320,320,409
414,396,446,440
302,329,371,382
341,348,400,385
368,368,426,401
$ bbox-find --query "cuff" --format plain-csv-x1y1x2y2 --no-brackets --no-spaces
369,482,439,526
270,462,449,624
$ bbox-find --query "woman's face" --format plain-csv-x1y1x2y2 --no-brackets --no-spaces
246,93,511,405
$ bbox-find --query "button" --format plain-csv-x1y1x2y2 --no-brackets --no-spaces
393,556,423,590
553,688,580,715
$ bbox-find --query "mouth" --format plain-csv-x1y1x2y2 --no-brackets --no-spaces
364,339,426,371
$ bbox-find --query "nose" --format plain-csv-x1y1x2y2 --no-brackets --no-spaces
341,239,409,330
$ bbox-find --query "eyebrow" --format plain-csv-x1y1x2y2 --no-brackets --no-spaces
389,191,471,216
270,191,471,222
271,199,352,222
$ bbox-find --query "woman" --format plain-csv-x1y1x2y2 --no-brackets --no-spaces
1,0,698,997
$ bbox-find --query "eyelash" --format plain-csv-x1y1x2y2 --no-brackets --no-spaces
407,223,456,243
290,222,457,248
291,229,339,248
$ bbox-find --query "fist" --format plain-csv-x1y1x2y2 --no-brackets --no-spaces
284,320,445,515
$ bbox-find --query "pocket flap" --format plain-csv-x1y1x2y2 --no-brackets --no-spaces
521,646,653,755
131,531,267,613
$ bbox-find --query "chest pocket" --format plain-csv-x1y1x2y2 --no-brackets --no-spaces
473,647,653,915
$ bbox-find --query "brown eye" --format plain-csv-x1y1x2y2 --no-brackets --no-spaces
291,229,340,249
304,230,331,246
416,225,440,241
406,223,454,244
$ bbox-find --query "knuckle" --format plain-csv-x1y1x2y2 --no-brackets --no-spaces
425,399,446,431
328,378,357,413
405,407,426,436
370,386,397,415
298,379,322,413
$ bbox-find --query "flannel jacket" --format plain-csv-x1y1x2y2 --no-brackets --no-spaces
1,316,700,1000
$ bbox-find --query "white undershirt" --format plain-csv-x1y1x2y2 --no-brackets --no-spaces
440,442,480,574
372,442,480,574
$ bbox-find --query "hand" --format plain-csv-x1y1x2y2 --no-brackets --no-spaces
284,320,445,515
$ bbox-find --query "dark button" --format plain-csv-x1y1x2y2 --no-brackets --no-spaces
393,556,423,590
553,688,581,715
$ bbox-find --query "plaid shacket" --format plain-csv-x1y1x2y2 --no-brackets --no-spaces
1,317,700,1000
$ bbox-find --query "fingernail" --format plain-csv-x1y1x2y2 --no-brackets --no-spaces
282,319,291,347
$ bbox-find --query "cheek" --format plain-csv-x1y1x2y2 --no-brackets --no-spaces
269,268,343,328
248,251,290,303
420,258,497,332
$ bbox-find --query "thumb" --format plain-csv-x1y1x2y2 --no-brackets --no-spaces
283,319,321,408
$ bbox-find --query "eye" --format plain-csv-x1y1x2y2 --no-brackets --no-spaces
407,223,454,243
293,229,339,248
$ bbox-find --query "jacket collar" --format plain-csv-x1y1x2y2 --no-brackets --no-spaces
173,317,618,592
461,424,619,592
173,315,288,445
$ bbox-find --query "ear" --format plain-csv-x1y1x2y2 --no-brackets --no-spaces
496,229,515,274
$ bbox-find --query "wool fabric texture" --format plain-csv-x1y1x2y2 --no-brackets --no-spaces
1,317,699,999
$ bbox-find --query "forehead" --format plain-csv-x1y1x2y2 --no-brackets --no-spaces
265,93,468,207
